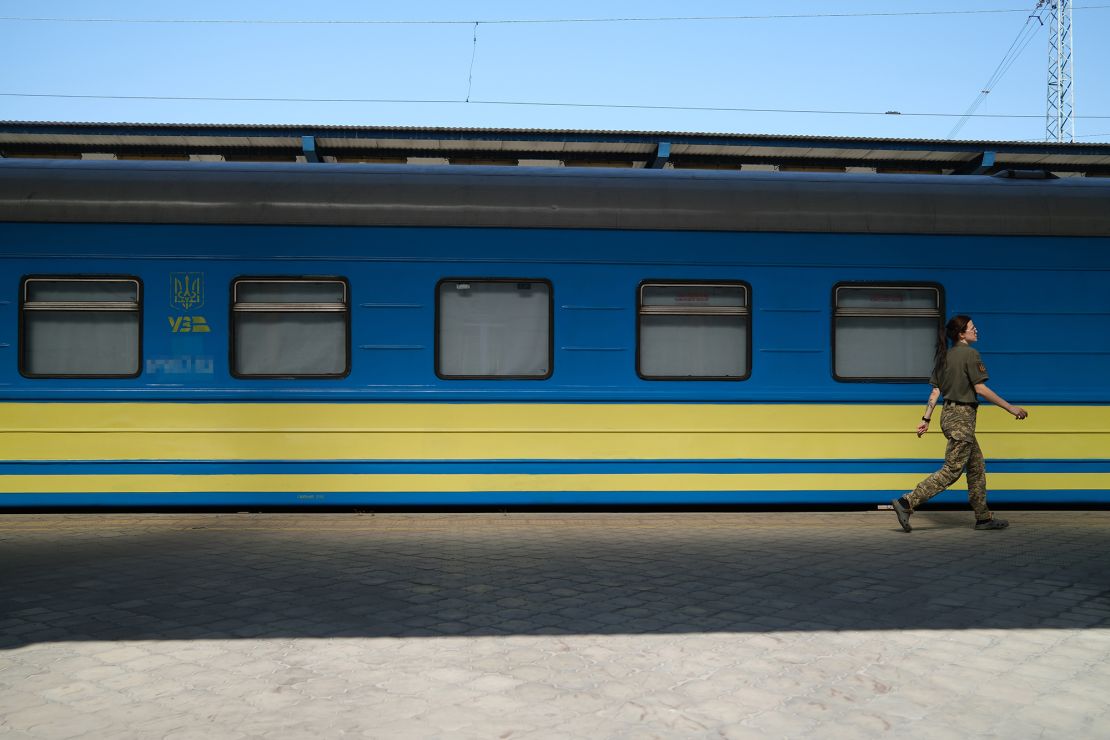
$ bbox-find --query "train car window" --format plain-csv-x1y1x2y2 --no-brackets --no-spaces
20,277,142,378
637,282,751,380
436,279,552,379
231,278,350,378
833,284,943,381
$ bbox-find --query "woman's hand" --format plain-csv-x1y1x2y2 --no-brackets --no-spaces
916,420,930,437
1010,406,1028,420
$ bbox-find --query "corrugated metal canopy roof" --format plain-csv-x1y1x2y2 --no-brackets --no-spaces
2,121,1109,173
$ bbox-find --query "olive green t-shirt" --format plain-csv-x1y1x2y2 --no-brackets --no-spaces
930,343,989,403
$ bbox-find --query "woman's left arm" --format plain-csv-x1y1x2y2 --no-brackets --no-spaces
974,383,1028,419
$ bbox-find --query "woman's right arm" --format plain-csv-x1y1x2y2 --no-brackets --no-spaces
917,387,942,437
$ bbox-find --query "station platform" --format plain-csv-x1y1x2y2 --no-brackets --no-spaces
2,510,1109,738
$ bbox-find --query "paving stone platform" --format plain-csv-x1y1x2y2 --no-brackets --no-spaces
2,510,1109,739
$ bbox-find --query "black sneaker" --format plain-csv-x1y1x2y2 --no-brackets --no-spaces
974,517,1009,530
892,498,912,533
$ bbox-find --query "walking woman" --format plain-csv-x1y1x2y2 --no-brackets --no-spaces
892,315,1027,532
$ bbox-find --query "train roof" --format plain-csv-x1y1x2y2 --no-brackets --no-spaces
4,121,1110,176
1,158,1109,237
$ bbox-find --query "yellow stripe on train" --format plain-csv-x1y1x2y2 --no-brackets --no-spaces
2,403,1109,462
2,473,1110,494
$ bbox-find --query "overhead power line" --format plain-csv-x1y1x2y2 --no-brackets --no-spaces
2,6,1110,26
4,91,1109,120
465,23,479,102
1017,131,1110,140
947,5,1049,138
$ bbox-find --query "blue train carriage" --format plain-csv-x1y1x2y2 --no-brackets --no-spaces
0,158,1108,508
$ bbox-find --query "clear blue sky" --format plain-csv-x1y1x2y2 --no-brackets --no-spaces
2,0,1107,143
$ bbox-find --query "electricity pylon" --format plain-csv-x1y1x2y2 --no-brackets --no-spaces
1041,0,1075,142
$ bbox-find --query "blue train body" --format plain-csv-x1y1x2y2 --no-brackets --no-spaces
1,160,1108,507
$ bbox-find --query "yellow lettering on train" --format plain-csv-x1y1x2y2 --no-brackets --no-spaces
168,315,212,333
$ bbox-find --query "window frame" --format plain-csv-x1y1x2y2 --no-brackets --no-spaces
831,281,945,383
434,277,554,380
19,274,144,379
636,279,753,381
228,276,352,380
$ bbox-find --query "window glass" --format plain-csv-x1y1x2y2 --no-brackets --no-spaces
235,281,345,304
21,277,141,378
641,284,747,308
437,280,551,378
638,282,750,379
26,280,139,303
232,278,349,377
836,286,939,310
833,284,942,380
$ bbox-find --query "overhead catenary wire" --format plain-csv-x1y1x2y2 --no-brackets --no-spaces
465,22,479,102
2,6,1110,25
947,5,1049,138
6,6,1110,139
1015,131,1110,141
3,91,1109,120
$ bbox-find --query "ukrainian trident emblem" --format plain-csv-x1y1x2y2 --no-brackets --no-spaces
171,273,204,311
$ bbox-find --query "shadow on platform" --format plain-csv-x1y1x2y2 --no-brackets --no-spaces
2,511,1109,647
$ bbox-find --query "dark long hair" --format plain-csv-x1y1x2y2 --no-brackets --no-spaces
933,314,972,377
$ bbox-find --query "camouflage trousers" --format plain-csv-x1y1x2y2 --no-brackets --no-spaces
905,403,990,519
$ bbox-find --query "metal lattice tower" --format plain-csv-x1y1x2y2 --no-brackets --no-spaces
1043,0,1075,142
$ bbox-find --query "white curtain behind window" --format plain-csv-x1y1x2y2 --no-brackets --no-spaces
25,311,139,376
640,315,748,377
232,279,348,377
438,282,550,377
22,278,140,377
835,317,936,378
834,286,940,379
234,312,346,376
